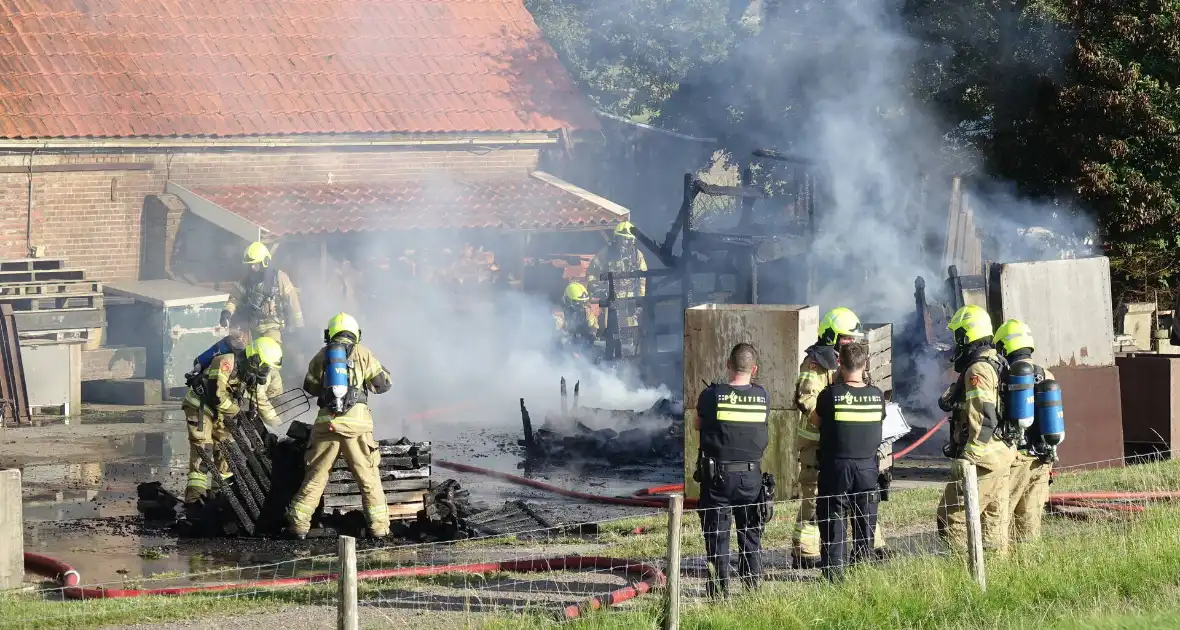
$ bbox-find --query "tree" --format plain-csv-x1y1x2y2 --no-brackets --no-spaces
525,0,742,117
1053,0,1180,305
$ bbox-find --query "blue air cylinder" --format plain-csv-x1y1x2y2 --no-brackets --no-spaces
1034,379,1065,447
324,343,351,413
1005,361,1036,431
194,336,237,372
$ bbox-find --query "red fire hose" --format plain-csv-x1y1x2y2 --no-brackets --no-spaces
626,417,951,499
24,552,663,620
890,417,949,460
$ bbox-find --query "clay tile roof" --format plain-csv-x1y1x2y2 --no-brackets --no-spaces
186,176,626,235
0,0,598,139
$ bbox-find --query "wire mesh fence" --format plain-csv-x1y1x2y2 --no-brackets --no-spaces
11,449,1180,629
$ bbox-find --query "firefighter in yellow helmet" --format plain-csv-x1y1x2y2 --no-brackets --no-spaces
557,281,598,345
994,319,1057,543
287,313,394,539
586,222,647,356
181,336,284,504
792,307,887,565
221,242,305,344
936,305,1016,554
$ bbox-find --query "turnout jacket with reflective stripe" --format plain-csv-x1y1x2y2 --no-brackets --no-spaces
794,344,839,444
814,382,884,461
697,383,770,463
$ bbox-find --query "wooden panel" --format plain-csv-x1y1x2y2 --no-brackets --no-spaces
683,408,798,500
683,304,817,408
997,258,1115,368
683,304,816,500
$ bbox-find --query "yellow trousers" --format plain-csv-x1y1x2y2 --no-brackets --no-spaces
793,442,821,558
287,429,390,536
937,448,1016,554
1009,453,1051,542
184,406,232,503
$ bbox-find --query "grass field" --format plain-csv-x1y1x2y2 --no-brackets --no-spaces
6,457,1180,630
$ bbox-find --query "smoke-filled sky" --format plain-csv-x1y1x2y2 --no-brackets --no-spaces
280,0,1101,433
603,0,1099,323
287,224,670,442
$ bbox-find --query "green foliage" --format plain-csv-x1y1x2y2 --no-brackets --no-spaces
1054,1,1180,303
525,0,742,117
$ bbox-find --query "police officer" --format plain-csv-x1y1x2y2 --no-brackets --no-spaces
793,308,887,564
287,313,394,539
809,340,885,580
181,337,284,504
221,241,305,344
994,319,1056,543
587,222,647,356
694,343,769,598
936,305,1016,554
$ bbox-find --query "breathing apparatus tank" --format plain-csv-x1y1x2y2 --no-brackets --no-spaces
1034,379,1065,455
323,342,352,414
1004,361,1036,438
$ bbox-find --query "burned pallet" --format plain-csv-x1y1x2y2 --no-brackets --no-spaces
322,437,432,521
327,466,430,482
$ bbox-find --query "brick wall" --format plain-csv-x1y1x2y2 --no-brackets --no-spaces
0,146,542,281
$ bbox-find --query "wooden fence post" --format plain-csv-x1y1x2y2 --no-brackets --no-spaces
663,494,684,630
962,463,987,590
338,535,359,630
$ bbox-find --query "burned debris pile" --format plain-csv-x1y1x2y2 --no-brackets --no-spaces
519,378,684,466
136,389,563,542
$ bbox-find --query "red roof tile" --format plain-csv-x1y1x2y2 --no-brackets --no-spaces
0,0,598,139
186,177,624,235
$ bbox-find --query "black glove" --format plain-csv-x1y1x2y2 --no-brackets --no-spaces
877,469,892,502
219,309,232,328
938,382,961,412
942,442,958,459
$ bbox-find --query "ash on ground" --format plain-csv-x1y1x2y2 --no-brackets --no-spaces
518,381,684,469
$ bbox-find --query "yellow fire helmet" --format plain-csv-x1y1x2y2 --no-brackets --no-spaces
564,281,590,303
947,304,994,345
243,241,272,266
325,312,361,343
246,336,283,369
994,318,1034,355
613,221,636,240
817,307,863,344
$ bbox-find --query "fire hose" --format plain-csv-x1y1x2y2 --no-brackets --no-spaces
23,552,663,620
625,417,952,501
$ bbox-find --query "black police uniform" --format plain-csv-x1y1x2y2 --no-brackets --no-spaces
696,382,770,596
815,382,885,580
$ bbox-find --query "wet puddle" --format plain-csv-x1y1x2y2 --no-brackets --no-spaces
19,411,681,585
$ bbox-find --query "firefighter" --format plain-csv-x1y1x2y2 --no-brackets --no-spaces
557,281,598,346
809,340,885,580
994,319,1056,542
694,343,769,598
586,221,647,356
287,313,394,540
181,337,284,504
792,308,887,565
936,305,1017,554
221,241,305,344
